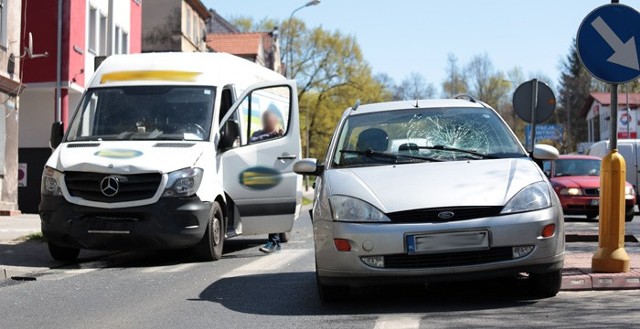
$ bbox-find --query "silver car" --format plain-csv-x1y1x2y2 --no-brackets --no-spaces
294,98,564,302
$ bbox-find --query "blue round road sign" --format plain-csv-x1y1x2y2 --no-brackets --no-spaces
577,4,640,84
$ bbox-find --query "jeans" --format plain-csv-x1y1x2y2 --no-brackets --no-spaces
268,233,280,244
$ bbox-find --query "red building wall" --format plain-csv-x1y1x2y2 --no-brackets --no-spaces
21,0,58,84
65,0,86,86
130,0,142,53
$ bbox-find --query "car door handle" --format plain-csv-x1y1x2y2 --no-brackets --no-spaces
277,154,298,160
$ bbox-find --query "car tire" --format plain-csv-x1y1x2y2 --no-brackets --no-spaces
625,208,635,222
279,232,291,243
529,269,562,298
316,273,348,302
194,201,225,261
48,242,80,262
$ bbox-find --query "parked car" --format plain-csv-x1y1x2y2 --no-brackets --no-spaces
543,155,636,222
588,139,640,204
294,98,564,302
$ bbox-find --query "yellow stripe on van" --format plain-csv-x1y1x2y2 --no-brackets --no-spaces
100,70,202,84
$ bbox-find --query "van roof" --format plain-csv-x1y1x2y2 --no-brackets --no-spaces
89,52,285,89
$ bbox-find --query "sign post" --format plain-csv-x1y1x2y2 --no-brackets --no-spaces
577,2,640,273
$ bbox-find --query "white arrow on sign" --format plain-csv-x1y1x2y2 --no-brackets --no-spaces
591,16,640,71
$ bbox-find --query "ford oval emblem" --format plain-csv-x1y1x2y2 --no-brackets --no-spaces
437,211,455,220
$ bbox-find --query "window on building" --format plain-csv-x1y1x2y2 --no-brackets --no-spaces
114,26,121,54
0,0,7,48
192,12,198,45
99,14,107,55
121,31,128,54
88,7,97,53
186,7,192,41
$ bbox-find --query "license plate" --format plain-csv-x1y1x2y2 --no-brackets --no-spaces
87,218,134,234
591,199,600,206
406,230,489,255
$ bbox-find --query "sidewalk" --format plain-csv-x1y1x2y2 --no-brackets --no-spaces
0,214,40,243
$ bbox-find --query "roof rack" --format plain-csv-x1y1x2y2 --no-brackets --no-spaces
452,94,477,103
351,99,361,111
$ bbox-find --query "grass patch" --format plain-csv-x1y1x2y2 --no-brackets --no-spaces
302,197,313,205
23,232,46,242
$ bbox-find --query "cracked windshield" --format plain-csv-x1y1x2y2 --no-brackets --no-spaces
334,107,526,166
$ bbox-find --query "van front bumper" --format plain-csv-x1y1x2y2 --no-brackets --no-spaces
39,196,210,250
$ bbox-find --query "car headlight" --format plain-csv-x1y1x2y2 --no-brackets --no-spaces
162,167,204,197
625,186,635,196
501,182,552,214
41,166,63,196
329,195,391,222
559,187,582,196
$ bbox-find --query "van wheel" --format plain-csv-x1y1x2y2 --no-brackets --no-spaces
194,201,225,261
279,232,291,243
316,273,348,302
48,242,80,262
529,269,562,298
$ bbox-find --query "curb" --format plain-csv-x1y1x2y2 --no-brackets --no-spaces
561,268,640,290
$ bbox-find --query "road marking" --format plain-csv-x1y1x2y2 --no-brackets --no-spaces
374,315,421,329
221,248,311,278
139,263,199,273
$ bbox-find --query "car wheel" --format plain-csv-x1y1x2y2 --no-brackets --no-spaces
279,232,291,243
316,273,348,302
625,208,635,222
194,201,225,261
529,269,562,298
48,242,80,262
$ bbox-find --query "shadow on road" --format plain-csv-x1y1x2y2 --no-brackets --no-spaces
194,271,542,316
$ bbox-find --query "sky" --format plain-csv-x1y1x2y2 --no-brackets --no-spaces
203,0,640,93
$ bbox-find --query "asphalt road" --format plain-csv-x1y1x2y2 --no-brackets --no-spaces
1,209,640,329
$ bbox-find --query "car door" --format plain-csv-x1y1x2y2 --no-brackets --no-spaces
217,80,302,236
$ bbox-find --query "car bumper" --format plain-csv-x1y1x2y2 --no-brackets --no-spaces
560,195,635,215
314,206,564,286
39,195,210,250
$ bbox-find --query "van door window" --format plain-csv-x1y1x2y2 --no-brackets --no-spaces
219,88,234,123
225,85,292,147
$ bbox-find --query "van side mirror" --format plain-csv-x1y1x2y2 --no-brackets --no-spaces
219,120,240,151
531,144,559,161
50,122,64,149
294,158,323,176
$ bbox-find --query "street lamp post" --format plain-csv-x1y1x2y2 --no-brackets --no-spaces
284,0,320,191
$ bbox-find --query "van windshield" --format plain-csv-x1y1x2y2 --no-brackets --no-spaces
66,86,216,142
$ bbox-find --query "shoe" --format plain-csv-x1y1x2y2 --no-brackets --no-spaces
259,241,281,254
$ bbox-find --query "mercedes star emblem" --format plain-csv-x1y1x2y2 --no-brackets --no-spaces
100,176,120,197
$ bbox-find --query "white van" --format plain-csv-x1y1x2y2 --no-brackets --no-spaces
39,52,302,261
587,139,640,203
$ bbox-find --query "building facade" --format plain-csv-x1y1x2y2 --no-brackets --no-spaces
207,31,283,74
142,0,211,52
18,0,141,213
0,0,23,214
583,92,640,143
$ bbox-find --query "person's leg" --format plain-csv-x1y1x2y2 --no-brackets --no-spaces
259,233,281,253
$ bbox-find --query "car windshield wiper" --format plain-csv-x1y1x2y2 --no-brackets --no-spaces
339,149,442,163
419,145,497,159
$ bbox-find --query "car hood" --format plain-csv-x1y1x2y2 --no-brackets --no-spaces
47,141,205,174
325,158,546,213
550,176,600,188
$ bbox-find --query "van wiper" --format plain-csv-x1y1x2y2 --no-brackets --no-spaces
340,149,442,163
419,145,497,159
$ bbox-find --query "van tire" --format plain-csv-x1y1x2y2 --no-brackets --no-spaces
279,232,291,243
48,242,80,262
625,207,635,222
194,201,225,261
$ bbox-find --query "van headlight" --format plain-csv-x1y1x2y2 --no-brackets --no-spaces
329,195,391,222
41,166,63,196
162,168,204,197
501,182,552,214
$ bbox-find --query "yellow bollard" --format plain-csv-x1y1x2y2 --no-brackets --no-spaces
592,149,630,273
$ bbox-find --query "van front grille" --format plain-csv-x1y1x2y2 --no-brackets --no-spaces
64,172,162,203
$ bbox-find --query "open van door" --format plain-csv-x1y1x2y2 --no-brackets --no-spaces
217,80,302,236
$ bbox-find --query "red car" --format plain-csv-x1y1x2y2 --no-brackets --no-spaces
544,155,636,222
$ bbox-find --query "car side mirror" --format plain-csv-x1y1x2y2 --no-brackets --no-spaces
294,158,323,176
531,144,559,161
50,122,64,149
219,120,240,151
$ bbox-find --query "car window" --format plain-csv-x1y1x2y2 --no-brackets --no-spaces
554,159,600,177
332,107,526,167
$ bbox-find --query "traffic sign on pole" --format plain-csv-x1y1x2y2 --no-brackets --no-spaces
577,4,640,84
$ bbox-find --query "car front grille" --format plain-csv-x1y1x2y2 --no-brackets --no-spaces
584,188,599,196
64,172,162,203
383,247,513,269
386,206,503,223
